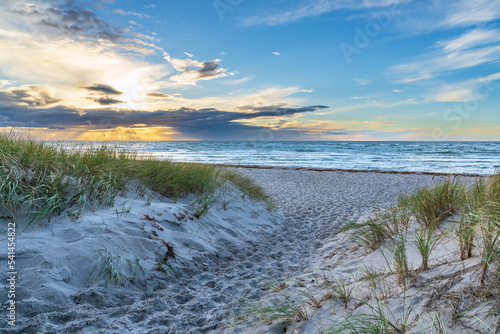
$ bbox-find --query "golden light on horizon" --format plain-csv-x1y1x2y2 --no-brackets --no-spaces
0,126,180,141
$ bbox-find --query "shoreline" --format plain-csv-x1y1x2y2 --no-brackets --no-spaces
217,163,488,178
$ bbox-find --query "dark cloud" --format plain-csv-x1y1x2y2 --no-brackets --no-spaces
235,105,328,116
92,98,124,105
197,61,221,78
191,61,225,80
0,104,338,140
0,86,62,107
10,0,125,41
166,57,227,83
83,84,123,95
146,93,171,98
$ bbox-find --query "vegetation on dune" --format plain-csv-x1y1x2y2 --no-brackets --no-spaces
0,134,270,226
242,174,500,333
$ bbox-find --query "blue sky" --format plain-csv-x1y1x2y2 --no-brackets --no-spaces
0,0,499,140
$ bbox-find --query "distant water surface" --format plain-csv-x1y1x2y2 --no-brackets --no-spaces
56,141,500,175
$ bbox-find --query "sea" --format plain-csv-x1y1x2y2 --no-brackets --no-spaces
59,141,500,175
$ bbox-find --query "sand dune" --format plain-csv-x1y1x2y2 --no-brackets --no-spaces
1,168,490,333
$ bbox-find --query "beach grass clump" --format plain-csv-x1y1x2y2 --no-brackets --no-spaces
479,218,500,286
358,265,391,300
457,213,478,260
328,274,356,308
87,248,126,287
243,295,309,329
326,295,416,334
453,175,500,277
0,134,270,226
0,145,120,225
412,219,446,271
348,218,389,251
407,178,463,227
391,233,410,283
345,205,411,251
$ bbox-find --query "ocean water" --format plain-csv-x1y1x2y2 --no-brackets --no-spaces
60,141,500,175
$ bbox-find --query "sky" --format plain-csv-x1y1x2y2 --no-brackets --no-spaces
0,0,499,141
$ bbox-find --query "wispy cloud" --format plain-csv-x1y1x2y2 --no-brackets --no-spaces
271,51,280,56
316,98,419,115
434,72,500,102
243,0,410,26
222,76,256,85
442,0,500,27
113,8,150,19
438,28,500,52
354,78,370,86
393,28,500,83
146,92,171,98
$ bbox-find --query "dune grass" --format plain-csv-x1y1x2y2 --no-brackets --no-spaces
344,173,500,287
0,134,270,226
406,178,464,227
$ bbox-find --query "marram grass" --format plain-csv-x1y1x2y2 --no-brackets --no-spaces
345,172,500,286
0,134,270,226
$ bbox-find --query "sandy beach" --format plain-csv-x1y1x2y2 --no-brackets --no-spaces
1,167,495,333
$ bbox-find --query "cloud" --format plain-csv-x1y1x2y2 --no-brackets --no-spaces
438,28,500,52
146,93,171,98
393,28,500,82
434,72,500,102
163,53,231,86
112,9,150,19
0,5,171,110
0,0,233,111
2,0,164,57
184,52,194,58
7,0,124,41
83,84,123,95
271,51,280,56
243,0,410,26
316,98,419,115
235,105,328,115
0,85,62,107
381,0,500,35
144,4,156,10
354,78,370,86
134,32,156,41
442,0,500,27
222,76,255,85
91,98,124,105
0,104,329,140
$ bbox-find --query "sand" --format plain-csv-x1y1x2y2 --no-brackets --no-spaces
0,168,489,333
